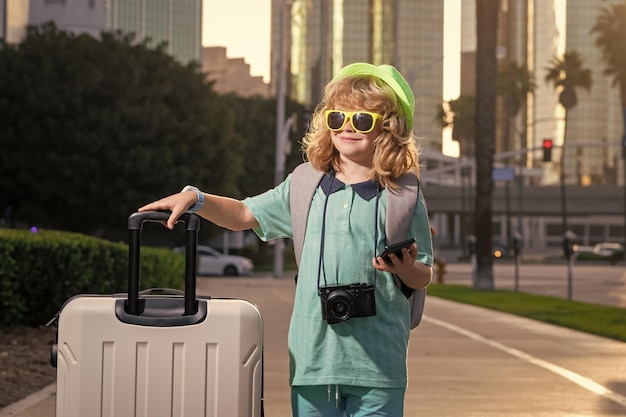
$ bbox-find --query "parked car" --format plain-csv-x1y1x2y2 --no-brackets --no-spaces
173,245,254,276
575,242,624,264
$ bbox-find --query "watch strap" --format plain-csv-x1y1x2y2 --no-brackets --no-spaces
181,185,204,213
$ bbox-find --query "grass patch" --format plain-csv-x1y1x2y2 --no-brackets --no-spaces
427,284,626,343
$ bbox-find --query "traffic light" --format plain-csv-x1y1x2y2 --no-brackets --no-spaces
542,138,553,162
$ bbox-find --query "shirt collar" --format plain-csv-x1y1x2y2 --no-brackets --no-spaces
320,171,380,201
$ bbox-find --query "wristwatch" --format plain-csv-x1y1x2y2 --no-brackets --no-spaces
180,185,205,213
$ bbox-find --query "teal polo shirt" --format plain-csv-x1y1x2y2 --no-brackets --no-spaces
243,171,433,388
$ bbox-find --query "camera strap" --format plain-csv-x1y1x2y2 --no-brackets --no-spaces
316,171,381,292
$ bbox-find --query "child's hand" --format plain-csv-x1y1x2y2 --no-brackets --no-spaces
372,243,418,275
138,191,197,230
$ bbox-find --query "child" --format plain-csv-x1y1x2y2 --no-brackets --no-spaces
139,62,433,416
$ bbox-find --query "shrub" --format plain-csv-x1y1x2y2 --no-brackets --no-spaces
0,229,184,327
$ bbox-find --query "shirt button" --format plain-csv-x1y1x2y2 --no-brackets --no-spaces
343,203,349,209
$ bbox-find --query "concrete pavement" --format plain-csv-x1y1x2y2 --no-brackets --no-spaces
3,272,626,416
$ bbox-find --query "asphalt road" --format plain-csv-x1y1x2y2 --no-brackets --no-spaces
441,261,626,308
200,273,626,417
3,266,626,417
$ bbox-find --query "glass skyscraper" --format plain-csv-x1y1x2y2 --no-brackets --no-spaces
271,0,445,152
461,0,624,187
109,0,202,64
530,0,623,186
29,0,202,64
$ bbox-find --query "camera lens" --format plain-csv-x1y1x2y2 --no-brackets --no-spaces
325,290,354,322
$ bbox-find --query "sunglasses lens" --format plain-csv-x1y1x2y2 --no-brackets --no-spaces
352,113,375,132
327,111,346,130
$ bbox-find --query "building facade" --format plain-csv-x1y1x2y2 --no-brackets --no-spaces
445,0,625,250
0,0,29,43
529,0,624,187
461,0,624,187
202,46,270,98
270,0,445,152
28,0,202,64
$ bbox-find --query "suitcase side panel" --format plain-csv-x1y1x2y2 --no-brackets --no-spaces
55,296,263,417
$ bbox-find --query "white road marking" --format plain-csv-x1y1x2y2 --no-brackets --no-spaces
423,315,626,409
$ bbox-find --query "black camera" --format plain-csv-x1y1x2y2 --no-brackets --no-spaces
318,283,376,324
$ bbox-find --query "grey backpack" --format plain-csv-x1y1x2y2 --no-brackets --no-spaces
289,162,426,329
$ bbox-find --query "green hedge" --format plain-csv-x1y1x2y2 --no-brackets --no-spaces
0,229,185,327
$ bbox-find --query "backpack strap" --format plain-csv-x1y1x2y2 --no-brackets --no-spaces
289,163,426,329
385,173,418,245
290,163,419,271
290,162,324,267
386,172,427,329
386,172,418,293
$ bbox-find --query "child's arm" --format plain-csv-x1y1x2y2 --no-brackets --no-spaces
138,190,260,231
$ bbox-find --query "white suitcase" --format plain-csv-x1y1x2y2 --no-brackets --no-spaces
51,212,264,417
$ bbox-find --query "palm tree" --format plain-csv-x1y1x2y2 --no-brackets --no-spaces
436,95,476,158
544,51,592,234
496,61,535,248
591,2,626,145
591,2,626,260
437,95,476,255
474,0,498,291
497,61,535,153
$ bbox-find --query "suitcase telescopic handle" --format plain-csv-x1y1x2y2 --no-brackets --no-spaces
127,211,200,316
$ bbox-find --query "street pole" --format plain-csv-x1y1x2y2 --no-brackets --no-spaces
623,132,626,262
517,127,526,243
567,255,574,301
273,0,288,278
460,170,467,257
505,180,511,250
563,230,576,301
513,233,521,292
468,235,477,287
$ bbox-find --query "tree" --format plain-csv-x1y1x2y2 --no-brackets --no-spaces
591,2,626,145
473,0,498,290
0,23,244,237
437,95,476,158
219,94,305,199
436,94,476,253
544,51,592,233
496,61,535,154
591,1,626,260
496,61,535,246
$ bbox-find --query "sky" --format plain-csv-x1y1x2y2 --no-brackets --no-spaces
202,0,272,83
202,0,461,155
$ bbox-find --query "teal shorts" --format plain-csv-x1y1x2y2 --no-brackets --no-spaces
291,385,405,417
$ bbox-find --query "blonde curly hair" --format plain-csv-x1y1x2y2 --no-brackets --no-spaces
301,75,421,189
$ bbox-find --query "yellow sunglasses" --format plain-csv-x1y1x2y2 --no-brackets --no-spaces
325,110,384,134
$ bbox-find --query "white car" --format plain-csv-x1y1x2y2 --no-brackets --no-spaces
592,242,624,257
174,245,254,276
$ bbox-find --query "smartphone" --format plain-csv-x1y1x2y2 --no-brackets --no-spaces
378,238,416,264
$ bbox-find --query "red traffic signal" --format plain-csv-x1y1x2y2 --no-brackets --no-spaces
542,138,553,162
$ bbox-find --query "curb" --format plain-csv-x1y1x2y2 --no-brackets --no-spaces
0,383,55,417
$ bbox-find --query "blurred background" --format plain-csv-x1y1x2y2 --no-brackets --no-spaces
1,0,625,270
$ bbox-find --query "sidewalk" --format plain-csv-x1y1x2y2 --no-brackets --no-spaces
3,274,626,417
